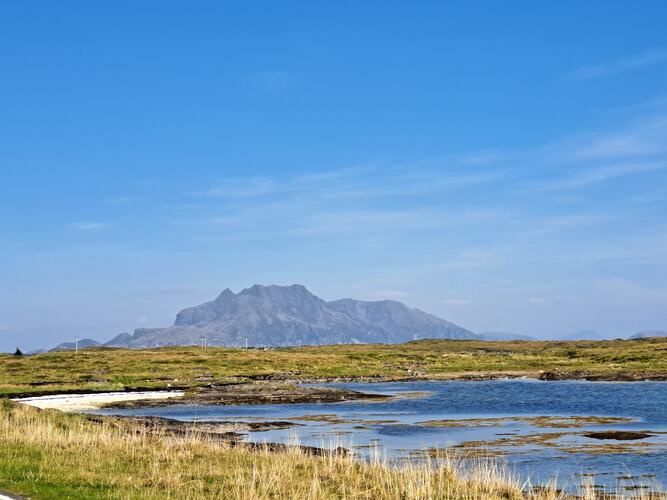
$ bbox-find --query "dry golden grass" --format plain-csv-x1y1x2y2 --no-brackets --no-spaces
0,401,662,499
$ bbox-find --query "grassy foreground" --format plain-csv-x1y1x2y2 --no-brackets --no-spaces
1,338,666,396
2,341,666,499
0,400,520,499
0,400,656,500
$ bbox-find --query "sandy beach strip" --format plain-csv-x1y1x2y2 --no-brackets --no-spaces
13,391,185,412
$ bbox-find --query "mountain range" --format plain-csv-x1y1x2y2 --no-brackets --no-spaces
477,331,537,341
630,330,667,339
556,329,611,341
45,284,667,351
101,284,477,348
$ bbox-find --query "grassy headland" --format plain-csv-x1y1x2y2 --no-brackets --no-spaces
1,338,666,397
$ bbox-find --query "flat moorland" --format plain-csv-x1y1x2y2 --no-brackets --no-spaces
1,338,666,397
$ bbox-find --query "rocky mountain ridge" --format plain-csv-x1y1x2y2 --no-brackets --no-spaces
103,284,477,348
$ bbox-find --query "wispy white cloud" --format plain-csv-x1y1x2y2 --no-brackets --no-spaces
66,221,109,231
526,214,618,236
458,149,520,165
595,95,667,119
202,165,501,201
205,176,299,198
570,162,665,186
568,48,667,80
295,208,507,235
514,116,667,193
530,161,666,192
182,162,509,241
573,118,667,159
158,108,667,308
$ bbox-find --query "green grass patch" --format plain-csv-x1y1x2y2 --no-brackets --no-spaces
0,338,665,397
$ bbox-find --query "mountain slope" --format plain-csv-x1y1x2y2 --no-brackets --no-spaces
630,330,667,339
108,284,478,348
51,338,101,351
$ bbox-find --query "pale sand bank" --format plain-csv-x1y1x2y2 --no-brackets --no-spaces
13,391,185,411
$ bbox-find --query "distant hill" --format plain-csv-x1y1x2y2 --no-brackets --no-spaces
630,330,667,339
557,330,609,341
478,331,536,341
50,338,101,351
100,284,478,348
104,332,133,347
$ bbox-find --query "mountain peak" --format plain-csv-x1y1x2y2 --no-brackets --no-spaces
216,288,234,299
239,283,312,297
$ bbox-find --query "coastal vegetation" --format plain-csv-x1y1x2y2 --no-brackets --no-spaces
1,338,666,397
1,340,666,498
1,400,661,499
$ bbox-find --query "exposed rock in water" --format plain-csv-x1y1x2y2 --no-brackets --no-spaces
583,431,654,441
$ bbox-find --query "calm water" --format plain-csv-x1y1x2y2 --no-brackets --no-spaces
94,380,667,492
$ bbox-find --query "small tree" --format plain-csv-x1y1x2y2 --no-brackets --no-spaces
14,347,23,356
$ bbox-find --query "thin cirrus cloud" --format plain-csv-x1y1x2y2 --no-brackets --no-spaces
198,115,667,207
66,221,109,231
165,108,665,280
202,166,376,199
573,118,667,159
529,161,666,192
202,165,500,201
293,208,509,236
567,48,667,80
185,164,510,239
517,116,667,193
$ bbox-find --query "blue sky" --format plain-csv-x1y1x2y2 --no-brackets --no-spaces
2,2,667,350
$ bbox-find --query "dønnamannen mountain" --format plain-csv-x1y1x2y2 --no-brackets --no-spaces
104,284,478,348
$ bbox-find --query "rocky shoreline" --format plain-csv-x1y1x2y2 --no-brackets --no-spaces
537,370,667,381
100,382,389,409
85,414,350,456
8,369,667,405
13,383,387,459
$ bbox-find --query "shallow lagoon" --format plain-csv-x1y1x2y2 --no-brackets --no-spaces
95,380,667,492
